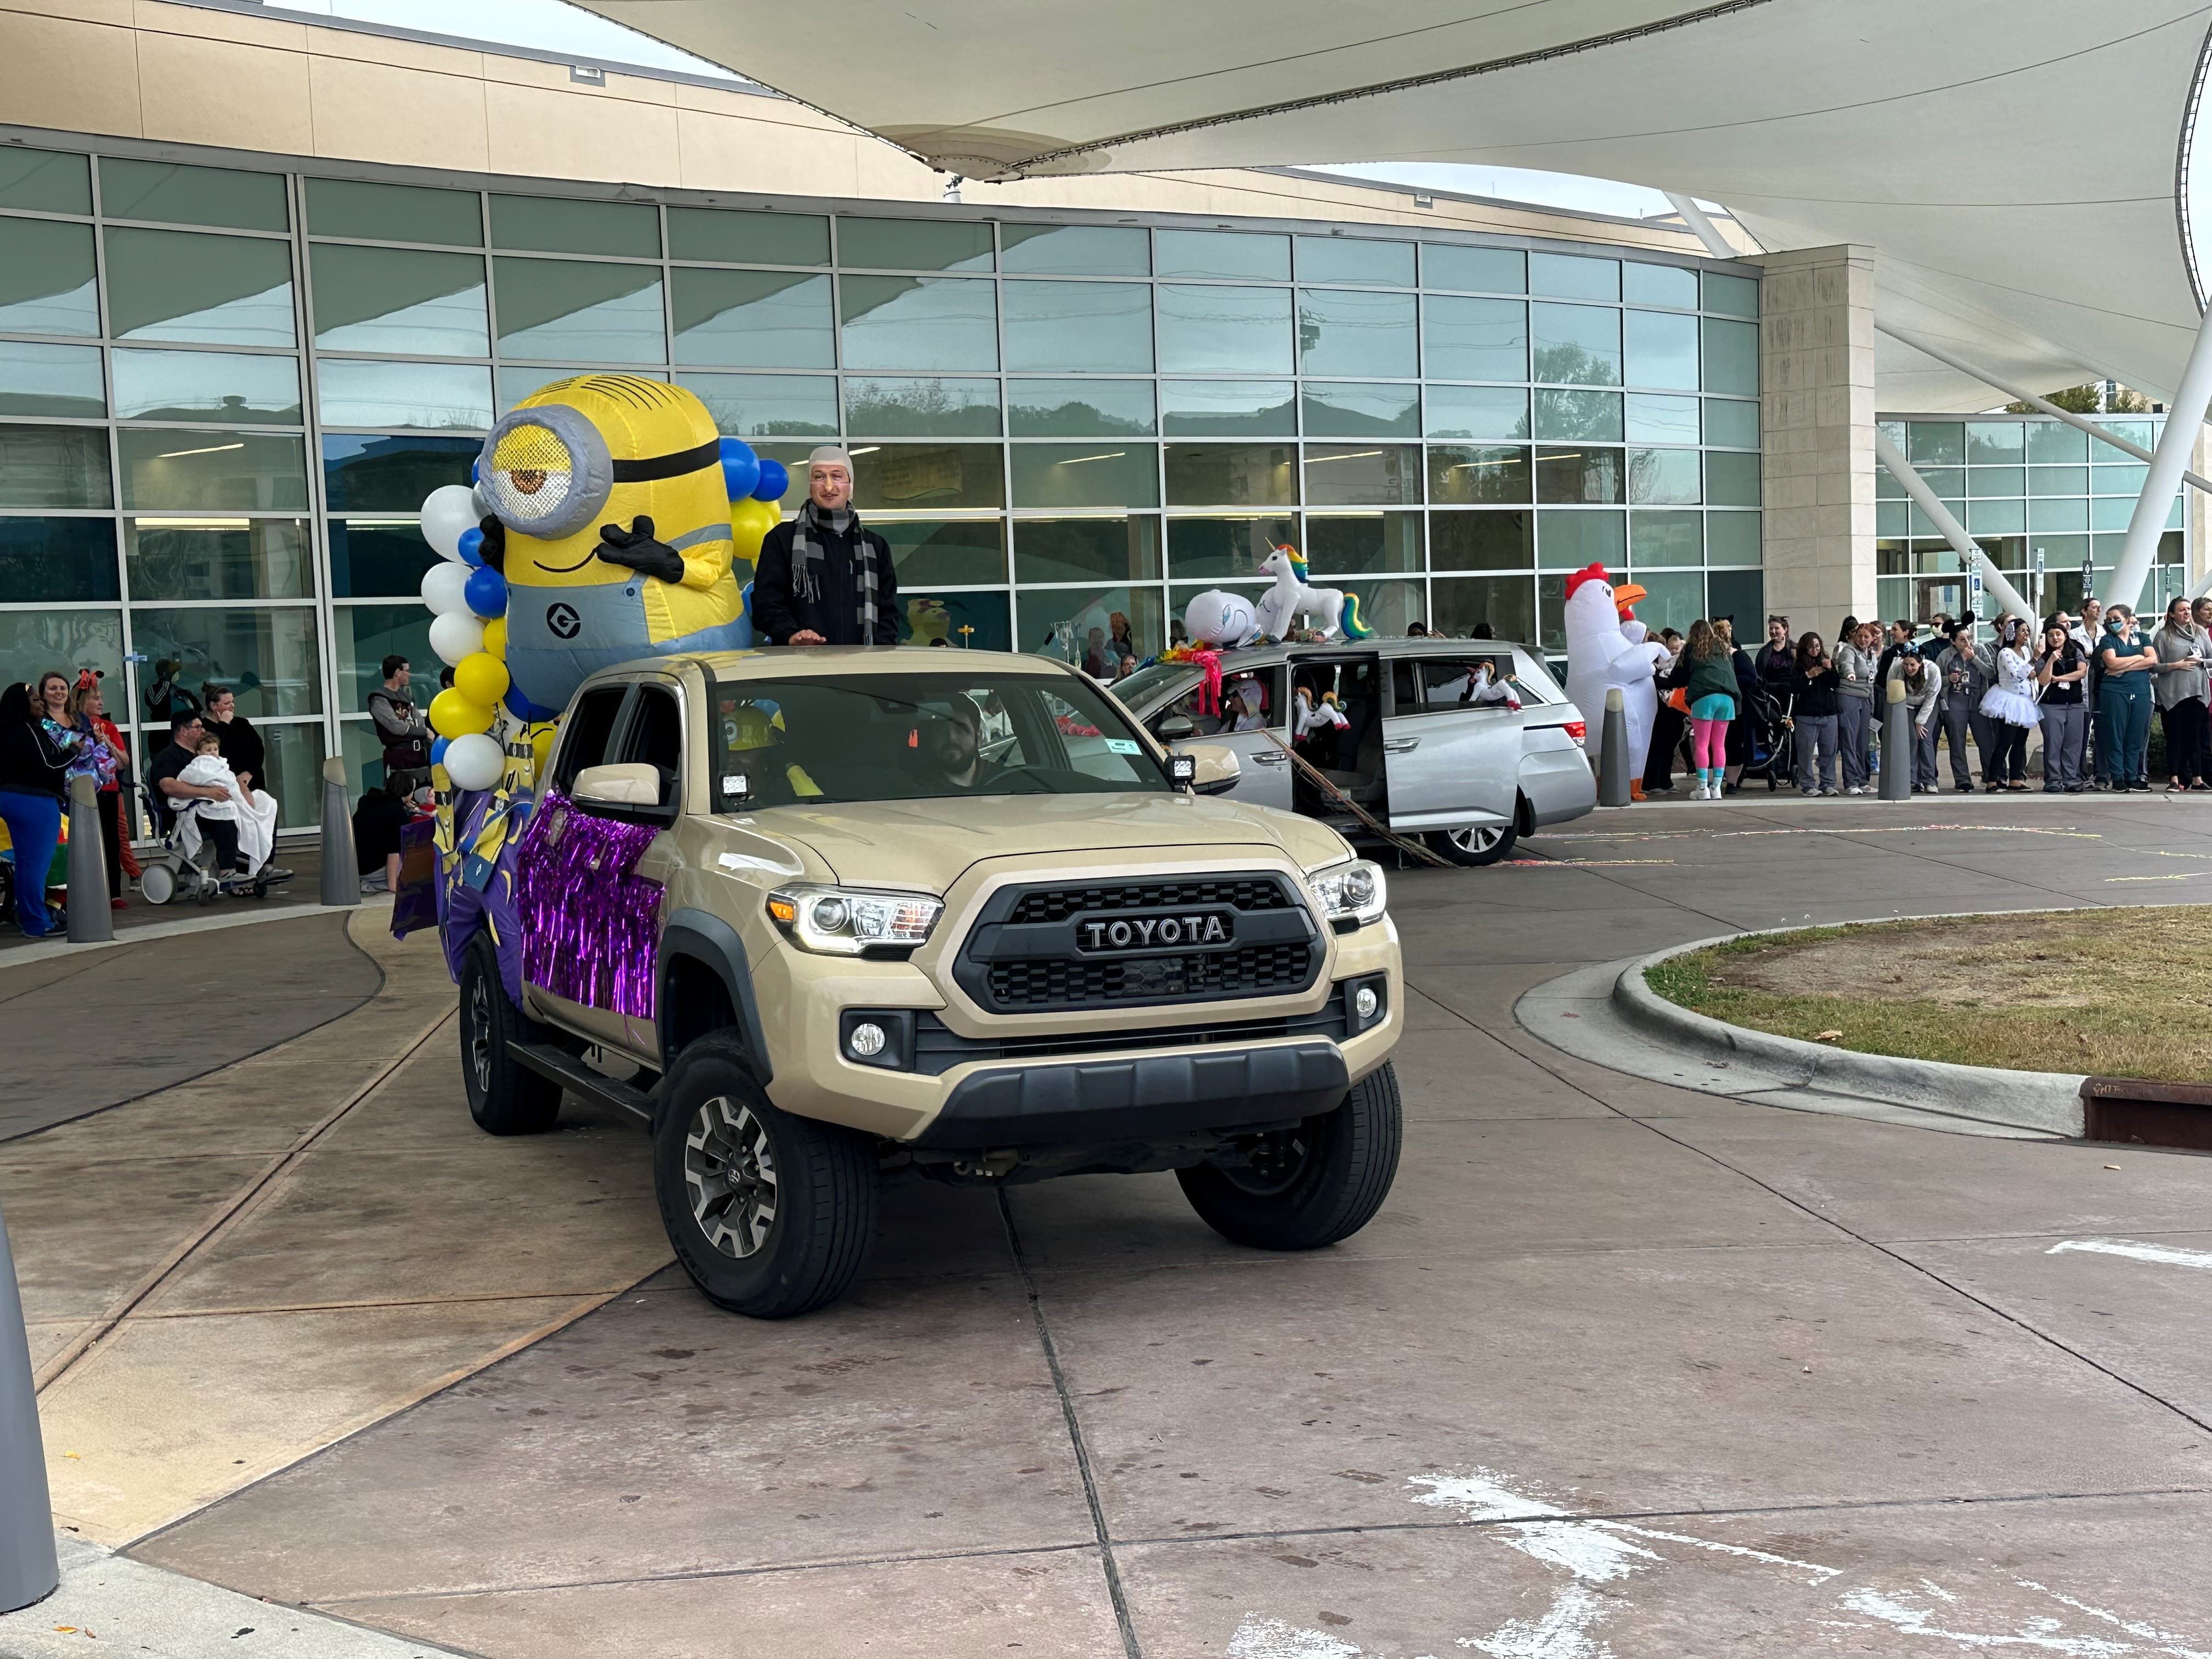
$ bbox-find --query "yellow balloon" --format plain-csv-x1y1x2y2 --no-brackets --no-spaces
481,615,506,658
730,496,781,558
428,687,491,739
453,651,510,708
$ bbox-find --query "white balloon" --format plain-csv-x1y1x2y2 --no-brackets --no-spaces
1182,588,1258,648
428,610,486,667
420,484,479,563
421,562,472,616
442,732,505,792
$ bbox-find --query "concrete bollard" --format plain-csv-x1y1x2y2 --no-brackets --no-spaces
0,1198,59,1615
1597,686,1632,807
1879,679,1914,800
319,755,358,909
64,774,111,944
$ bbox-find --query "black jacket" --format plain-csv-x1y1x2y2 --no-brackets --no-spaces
210,713,264,784
1790,665,1841,718
0,713,74,800
753,518,900,647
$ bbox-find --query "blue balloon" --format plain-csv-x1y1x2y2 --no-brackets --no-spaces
430,736,450,766
505,683,558,722
719,436,760,502
749,458,788,503
464,565,507,618
457,526,484,566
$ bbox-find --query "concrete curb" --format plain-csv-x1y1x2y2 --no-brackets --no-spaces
1616,932,2086,1137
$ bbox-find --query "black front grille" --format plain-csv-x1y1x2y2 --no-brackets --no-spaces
986,941,1313,1009
960,870,1321,1014
1008,878,1293,925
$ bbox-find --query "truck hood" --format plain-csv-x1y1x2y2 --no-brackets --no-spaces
740,791,1350,891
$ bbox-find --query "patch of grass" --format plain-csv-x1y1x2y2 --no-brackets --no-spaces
1645,909,2212,1082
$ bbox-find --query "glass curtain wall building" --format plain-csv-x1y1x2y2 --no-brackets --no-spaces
1876,415,2188,628
0,142,1764,822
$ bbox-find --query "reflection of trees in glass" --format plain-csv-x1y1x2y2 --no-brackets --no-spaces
1626,448,1699,506
1533,386,1620,441
844,378,997,436
1009,396,1152,437
1532,340,1619,387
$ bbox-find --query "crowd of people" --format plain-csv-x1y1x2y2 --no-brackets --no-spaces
0,668,289,937
1636,597,2212,799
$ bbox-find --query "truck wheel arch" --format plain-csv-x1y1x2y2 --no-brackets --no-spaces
658,908,774,1083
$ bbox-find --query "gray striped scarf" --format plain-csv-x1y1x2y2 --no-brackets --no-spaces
791,499,879,644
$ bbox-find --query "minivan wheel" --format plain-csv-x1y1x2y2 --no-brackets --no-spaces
1425,821,1518,866
1177,1061,1402,1250
459,930,562,1135
654,1032,877,1318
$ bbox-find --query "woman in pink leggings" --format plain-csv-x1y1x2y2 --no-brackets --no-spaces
1678,619,1741,800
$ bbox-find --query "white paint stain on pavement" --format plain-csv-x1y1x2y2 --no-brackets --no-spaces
1456,1583,1612,1659
1224,1468,2208,1658
2048,1238,2212,1271
1836,1587,2134,1654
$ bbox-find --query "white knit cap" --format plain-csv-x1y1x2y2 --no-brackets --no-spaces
807,445,854,471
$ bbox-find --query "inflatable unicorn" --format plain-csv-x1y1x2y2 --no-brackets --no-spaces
1254,546,1373,642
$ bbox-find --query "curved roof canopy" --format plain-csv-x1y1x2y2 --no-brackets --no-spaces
576,0,2212,411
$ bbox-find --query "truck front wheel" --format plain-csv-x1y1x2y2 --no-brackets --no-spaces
1177,1061,1402,1250
653,1032,878,1318
459,931,562,1135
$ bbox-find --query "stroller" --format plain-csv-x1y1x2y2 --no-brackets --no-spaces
1741,682,1797,792
134,781,279,905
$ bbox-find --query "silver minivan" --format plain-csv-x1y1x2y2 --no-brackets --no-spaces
1113,638,1596,865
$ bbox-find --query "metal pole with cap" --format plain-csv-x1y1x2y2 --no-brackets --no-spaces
1597,686,1632,806
1880,680,1915,800
319,756,357,909
64,774,111,944
0,1197,58,1615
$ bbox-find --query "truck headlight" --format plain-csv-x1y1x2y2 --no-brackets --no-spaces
767,885,943,955
1307,859,1387,930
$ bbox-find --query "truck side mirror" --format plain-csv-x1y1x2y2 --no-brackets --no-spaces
1156,714,1197,741
573,761,664,808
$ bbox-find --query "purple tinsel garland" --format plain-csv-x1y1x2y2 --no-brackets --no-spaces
512,790,666,1019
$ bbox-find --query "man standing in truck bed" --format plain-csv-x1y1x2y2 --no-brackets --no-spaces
752,445,901,647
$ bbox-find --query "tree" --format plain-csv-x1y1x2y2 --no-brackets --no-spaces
2006,383,2102,414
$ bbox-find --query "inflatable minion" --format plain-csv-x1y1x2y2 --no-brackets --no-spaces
476,376,753,715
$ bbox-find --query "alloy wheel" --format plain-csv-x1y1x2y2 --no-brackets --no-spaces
466,974,494,1096
1448,826,1505,855
685,1096,780,1258
1220,1126,1315,1198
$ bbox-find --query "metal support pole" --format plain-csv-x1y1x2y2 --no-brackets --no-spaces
0,1198,58,1615
63,774,111,944
318,755,357,909
1879,680,1914,800
1597,687,1632,806
1874,431,2036,623
2109,306,2212,616
1664,191,1737,259
1878,324,2212,498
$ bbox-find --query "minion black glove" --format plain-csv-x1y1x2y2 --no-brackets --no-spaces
475,515,506,573
596,515,687,584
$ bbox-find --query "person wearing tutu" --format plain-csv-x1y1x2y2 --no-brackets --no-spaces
1977,614,2042,791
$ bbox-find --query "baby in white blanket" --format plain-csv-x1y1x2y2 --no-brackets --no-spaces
177,733,279,874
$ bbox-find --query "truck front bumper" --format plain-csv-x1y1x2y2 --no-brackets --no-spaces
910,1040,1350,1149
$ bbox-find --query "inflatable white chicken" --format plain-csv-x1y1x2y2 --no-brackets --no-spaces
1562,563,1656,798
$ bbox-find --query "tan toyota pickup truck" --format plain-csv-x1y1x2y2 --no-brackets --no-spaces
453,647,1403,1318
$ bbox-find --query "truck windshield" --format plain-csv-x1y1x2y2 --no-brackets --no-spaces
711,670,1175,810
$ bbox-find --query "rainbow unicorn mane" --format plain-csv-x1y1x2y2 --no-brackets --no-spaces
1275,544,1309,581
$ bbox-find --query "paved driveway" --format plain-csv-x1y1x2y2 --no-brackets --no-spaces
24,794,2212,1656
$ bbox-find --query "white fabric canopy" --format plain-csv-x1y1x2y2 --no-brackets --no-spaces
578,0,2212,411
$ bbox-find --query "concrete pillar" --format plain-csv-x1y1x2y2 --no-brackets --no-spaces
1752,245,1878,642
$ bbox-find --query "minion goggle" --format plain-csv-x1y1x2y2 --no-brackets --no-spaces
477,406,723,540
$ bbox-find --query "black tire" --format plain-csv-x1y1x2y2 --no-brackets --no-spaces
654,1032,877,1319
1177,1060,1402,1250
459,930,562,1136
1424,820,1518,866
